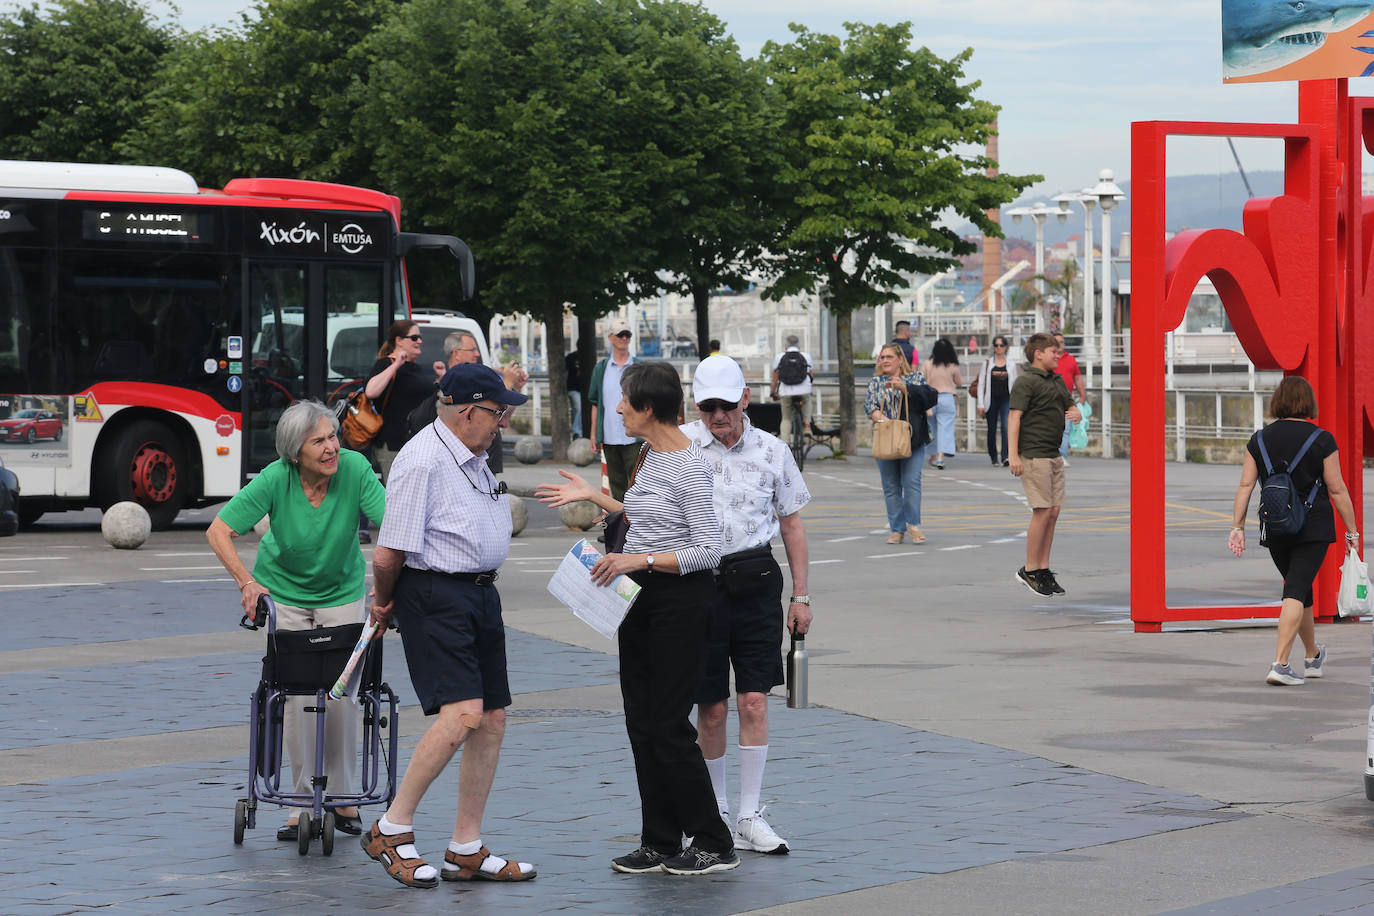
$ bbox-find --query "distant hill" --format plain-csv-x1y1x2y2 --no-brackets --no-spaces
990,171,1285,251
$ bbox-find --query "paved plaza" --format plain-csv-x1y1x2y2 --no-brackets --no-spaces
5,453,1374,914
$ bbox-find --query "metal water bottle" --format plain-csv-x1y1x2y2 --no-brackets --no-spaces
786,626,808,709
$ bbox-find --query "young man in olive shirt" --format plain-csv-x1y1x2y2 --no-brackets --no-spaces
1008,333,1082,596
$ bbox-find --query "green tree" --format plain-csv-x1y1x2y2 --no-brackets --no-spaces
0,0,173,163
363,0,746,456
121,0,392,187
1010,258,1081,333
762,22,1039,452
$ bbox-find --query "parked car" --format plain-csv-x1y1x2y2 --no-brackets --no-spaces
0,455,18,536
0,408,63,443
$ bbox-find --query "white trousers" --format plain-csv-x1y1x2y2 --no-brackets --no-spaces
276,595,366,818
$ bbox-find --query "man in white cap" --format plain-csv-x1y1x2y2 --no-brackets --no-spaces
683,354,812,855
587,319,640,499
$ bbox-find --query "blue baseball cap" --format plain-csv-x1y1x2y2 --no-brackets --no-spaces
438,363,529,407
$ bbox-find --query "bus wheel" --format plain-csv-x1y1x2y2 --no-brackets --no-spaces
108,421,187,530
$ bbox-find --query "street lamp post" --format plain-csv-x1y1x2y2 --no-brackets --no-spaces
1088,169,1126,458
1007,202,1067,297
1054,191,1098,381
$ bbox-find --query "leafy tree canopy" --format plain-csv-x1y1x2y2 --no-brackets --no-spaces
0,0,173,163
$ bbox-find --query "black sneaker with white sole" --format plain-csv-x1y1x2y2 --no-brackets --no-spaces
611,845,677,874
1016,566,1055,596
1041,569,1066,595
661,846,740,875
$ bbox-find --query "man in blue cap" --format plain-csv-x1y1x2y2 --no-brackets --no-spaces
363,363,537,889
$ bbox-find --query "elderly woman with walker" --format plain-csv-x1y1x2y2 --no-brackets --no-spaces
207,399,386,840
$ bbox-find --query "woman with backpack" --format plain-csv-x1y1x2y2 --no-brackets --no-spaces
1227,377,1360,686
920,338,963,470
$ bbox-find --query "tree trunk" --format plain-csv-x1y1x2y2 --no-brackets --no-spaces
543,302,569,462
836,310,857,455
693,281,711,357
576,315,596,439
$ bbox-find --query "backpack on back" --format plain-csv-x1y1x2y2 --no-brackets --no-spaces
1256,427,1323,540
777,350,809,386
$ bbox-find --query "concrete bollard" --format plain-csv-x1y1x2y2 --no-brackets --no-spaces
569,438,596,467
101,501,151,549
514,437,543,465
558,500,600,531
509,494,528,536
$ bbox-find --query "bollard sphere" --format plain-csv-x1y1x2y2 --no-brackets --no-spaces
568,438,596,466
513,437,543,465
558,499,601,531
101,501,151,549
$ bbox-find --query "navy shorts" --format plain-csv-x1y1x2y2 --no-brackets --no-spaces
696,554,786,705
394,568,511,715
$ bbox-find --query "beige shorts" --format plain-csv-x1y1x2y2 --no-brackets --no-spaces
1021,456,1066,508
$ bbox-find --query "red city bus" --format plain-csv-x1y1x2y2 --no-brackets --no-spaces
0,160,473,528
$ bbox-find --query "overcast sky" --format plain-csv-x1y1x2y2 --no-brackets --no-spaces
147,0,1357,201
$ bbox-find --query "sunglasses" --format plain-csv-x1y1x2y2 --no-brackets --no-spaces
698,399,740,414
994,342,1007,348
402,334,422,342
613,331,633,339
467,403,511,421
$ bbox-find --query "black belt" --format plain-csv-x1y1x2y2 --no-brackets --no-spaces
424,568,499,586
721,546,773,564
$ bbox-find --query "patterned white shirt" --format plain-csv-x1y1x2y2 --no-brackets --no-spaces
378,419,512,573
682,418,811,554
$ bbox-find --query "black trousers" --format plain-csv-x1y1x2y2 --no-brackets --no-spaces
618,569,733,854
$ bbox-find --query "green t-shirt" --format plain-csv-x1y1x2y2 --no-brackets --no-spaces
217,448,385,608
1008,366,1072,459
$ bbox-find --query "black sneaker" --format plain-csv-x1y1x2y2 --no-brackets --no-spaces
661,845,740,875
1041,570,1066,595
1016,566,1054,596
611,846,676,874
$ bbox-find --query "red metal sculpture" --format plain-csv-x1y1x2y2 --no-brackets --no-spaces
1131,80,1367,632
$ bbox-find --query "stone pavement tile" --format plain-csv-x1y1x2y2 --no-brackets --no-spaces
1161,867,1374,915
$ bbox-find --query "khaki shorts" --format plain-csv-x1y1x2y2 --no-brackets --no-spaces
1021,456,1066,508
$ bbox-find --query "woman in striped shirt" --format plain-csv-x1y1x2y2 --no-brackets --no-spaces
537,361,737,876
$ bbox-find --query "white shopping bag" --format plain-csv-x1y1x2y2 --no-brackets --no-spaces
1337,546,1373,617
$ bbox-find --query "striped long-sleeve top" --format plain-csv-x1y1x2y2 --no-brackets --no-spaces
621,444,723,574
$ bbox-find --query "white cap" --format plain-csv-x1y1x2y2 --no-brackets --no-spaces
692,354,746,403
607,319,631,335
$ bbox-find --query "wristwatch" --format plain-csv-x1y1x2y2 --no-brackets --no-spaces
645,553,655,570
790,595,810,605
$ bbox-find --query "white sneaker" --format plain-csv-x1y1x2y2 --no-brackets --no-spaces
734,807,789,854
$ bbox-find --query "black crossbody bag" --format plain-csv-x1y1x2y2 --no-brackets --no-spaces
719,546,778,596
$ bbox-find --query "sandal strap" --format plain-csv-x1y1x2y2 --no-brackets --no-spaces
444,845,533,880
363,823,435,888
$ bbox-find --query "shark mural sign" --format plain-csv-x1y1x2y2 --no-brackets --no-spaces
1223,0,1374,81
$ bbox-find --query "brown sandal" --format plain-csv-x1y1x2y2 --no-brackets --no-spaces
361,821,438,889
441,845,537,881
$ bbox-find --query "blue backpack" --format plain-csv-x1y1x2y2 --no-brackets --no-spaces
1256,427,1322,540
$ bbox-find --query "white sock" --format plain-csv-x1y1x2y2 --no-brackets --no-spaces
378,815,437,881
738,744,768,818
442,838,533,876
704,755,728,816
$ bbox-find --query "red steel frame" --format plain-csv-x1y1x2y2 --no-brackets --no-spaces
1130,80,1370,632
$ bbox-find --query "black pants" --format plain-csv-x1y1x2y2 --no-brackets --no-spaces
985,397,1010,462
618,569,732,854
1267,538,1330,606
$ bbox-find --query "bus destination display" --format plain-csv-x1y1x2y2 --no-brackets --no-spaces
82,208,213,243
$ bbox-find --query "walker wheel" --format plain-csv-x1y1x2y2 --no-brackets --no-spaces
321,811,335,856
297,811,312,856
233,799,247,845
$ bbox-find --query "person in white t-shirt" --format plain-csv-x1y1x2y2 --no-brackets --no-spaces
770,336,813,445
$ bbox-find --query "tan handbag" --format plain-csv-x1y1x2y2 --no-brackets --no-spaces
871,385,912,460
340,383,392,450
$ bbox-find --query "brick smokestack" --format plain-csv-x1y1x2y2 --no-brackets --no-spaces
981,119,1002,311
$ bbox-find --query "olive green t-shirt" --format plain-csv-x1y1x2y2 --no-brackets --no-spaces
1009,366,1072,459
217,449,385,608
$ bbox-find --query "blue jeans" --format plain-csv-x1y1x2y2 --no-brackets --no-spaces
877,443,925,531
569,391,583,439
1060,418,1072,457
985,398,1010,462
933,392,956,455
